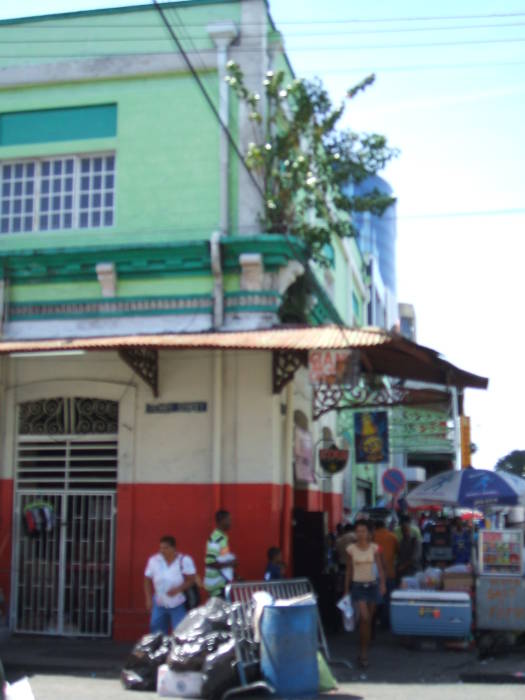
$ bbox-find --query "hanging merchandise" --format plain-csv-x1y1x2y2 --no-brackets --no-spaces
22,501,55,537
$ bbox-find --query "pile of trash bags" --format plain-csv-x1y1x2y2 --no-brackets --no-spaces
121,597,250,698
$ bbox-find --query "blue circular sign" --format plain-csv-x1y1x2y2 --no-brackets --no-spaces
382,468,406,495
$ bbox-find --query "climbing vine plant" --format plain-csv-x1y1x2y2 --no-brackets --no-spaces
226,64,398,266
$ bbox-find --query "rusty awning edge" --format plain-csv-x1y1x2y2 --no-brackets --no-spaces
0,324,489,390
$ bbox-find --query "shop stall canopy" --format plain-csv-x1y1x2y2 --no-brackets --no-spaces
0,324,488,415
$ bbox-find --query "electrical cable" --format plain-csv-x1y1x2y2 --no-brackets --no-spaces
150,1,351,339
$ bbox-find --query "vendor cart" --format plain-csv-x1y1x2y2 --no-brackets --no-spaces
475,529,525,636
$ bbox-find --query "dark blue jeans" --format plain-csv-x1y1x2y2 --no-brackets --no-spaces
149,600,186,634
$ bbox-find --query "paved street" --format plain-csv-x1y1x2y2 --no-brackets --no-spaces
11,674,525,700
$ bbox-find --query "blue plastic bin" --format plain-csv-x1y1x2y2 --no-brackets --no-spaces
260,603,319,696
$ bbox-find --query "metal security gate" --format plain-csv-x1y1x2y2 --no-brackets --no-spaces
12,398,118,637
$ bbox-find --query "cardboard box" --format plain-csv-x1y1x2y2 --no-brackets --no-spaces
442,573,474,592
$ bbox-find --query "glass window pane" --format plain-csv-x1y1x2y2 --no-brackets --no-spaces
65,159,74,174
94,157,102,172
64,213,72,228
81,159,90,173
92,193,101,208
53,160,62,175
1,218,9,233
14,182,22,196
3,165,11,178
41,180,49,194
80,212,89,228
1,201,9,215
104,192,113,207
65,177,73,192
104,210,113,226
40,197,49,212
40,215,48,230
93,175,102,189
26,163,35,177
41,162,50,176
52,179,61,193
80,176,90,190
2,183,10,197
14,164,23,178
104,174,114,189
92,211,101,227
24,199,33,213
80,194,89,208
23,216,32,231
64,195,73,209
51,214,60,229
13,200,21,214
12,217,21,232
105,155,115,170
25,181,34,195
52,196,61,210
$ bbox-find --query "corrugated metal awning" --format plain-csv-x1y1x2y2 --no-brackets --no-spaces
0,324,488,391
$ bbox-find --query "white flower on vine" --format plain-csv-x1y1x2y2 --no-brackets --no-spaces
266,70,274,78
226,60,236,69
267,199,277,209
254,93,261,101
333,153,341,160
279,90,288,99
265,143,272,151
306,176,317,187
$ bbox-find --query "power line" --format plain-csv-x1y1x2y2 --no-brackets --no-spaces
150,1,349,334
4,19,525,38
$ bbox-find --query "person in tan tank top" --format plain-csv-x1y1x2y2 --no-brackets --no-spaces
344,519,386,669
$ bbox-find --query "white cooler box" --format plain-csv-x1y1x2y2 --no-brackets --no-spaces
390,590,471,638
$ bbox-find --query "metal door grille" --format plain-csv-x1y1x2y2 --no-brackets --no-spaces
13,397,118,637
14,491,115,636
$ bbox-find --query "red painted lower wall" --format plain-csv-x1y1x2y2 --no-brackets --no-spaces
0,480,13,605
113,482,288,640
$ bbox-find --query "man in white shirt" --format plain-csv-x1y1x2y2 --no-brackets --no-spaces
144,535,197,634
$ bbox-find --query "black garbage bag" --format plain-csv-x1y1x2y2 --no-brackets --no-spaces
201,638,240,700
121,632,171,691
168,631,232,672
174,597,232,644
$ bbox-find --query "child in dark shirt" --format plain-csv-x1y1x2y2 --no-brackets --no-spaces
264,546,285,581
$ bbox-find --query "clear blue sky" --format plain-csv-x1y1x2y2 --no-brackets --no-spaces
1,0,524,469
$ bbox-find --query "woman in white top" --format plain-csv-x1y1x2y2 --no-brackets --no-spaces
144,535,197,634
344,519,386,669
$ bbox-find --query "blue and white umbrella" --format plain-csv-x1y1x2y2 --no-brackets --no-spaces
407,467,525,509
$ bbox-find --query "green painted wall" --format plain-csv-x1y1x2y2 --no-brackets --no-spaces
0,2,242,69
0,72,222,249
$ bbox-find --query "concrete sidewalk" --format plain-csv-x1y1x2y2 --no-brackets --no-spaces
1,630,524,684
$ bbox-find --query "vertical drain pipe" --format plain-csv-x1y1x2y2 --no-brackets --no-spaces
208,22,237,508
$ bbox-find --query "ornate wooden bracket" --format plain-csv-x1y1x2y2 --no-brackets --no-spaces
272,349,308,394
313,382,447,420
118,347,159,397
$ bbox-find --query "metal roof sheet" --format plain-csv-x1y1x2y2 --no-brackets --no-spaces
0,325,390,353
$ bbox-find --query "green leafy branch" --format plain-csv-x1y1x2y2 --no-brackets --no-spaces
225,63,398,266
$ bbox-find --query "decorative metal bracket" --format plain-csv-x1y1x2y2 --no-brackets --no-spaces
313,382,448,420
118,347,159,397
272,350,308,394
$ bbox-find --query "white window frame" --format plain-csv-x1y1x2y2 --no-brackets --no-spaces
0,151,116,234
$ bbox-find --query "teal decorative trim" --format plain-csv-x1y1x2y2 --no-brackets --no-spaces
0,1,240,26
9,293,212,320
225,290,281,314
0,105,117,146
223,234,308,272
0,234,306,283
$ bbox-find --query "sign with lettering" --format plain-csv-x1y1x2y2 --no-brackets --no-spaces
146,402,207,414
476,576,525,630
319,447,349,475
308,349,353,386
